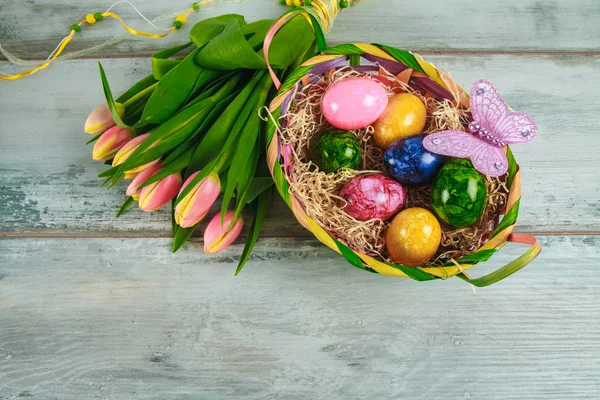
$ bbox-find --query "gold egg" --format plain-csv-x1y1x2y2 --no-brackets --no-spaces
373,93,427,148
386,207,441,266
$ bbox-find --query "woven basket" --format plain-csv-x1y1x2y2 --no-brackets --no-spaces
266,43,541,286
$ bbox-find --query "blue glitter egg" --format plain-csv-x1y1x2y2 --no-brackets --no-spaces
383,134,445,185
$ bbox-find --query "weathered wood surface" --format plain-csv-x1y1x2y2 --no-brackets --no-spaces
0,235,599,399
1,0,599,399
2,55,599,235
1,0,600,61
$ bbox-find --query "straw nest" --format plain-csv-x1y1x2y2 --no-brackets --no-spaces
279,67,508,266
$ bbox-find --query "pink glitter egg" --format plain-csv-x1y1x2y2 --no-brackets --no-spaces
339,174,406,221
321,77,389,130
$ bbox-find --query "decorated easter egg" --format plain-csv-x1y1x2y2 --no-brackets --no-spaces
339,174,406,221
373,93,427,148
386,207,442,266
309,130,362,173
321,77,389,130
383,134,445,185
431,159,488,228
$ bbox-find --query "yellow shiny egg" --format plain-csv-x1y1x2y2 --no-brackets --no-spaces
386,207,441,266
373,93,427,148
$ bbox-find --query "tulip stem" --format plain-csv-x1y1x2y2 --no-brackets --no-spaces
123,82,158,108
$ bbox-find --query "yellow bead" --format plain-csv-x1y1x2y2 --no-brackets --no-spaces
286,0,293,6
293,0,303,6
85,13,96,24
175,14,187,25
386,207,441,266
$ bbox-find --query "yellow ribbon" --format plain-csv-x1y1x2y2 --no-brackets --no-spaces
0,2,204,81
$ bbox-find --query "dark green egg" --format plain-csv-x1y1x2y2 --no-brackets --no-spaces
431,159,488,228
309,130,362,173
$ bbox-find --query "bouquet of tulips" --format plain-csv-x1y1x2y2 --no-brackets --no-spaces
84,13,317,273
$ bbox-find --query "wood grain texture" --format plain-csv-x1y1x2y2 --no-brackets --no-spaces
1,55,599,234
0,235,598,399
1,0,600,61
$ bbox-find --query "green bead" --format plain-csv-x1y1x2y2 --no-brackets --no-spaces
279,0,286,4
430,159,488,228
305,0,312,5
192,2,200,11
71,24,81,32
309,130,362,174
173,20,183,29
94,12,103,21
340,0,349,8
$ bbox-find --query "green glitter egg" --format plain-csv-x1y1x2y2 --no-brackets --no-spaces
309,130,362,173
430,159,488,228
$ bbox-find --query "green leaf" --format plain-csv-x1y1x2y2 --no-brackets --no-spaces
265,15,315,69
244,177,273,205
235,187,272,276
138,147,195,190
172,225,199,253
190,14,246,48
141,47,215,125
98,62,129,128
151,42,192,80
114,78,239,182
85,132,103,145
224,73,272,221
116,196,136,218
185,70,264,176
116,74,157,103
195,18,266,70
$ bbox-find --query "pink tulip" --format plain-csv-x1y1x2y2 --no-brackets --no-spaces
85,102,125,135
112,134,149,167
139,173,183,212
204,211,244,254
174,172,221,228
92,126,135,161
125,162,162,200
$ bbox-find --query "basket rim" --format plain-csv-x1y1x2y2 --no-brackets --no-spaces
266,43,523,281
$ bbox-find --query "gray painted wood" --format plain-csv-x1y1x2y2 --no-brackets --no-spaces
1,55,599,234
1,0,600,60
0,235,598,399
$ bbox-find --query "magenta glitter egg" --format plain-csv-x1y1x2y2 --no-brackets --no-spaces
339,174,406,221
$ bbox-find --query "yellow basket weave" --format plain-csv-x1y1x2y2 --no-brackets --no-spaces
266,43,541,286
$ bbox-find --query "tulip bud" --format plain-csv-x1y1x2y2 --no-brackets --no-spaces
139,173,183,212
174,172,221,228
85,103,125,135
112,134,149,167
123,160,159,180
204,211,244,254
92,125,135,161
125,162,162,200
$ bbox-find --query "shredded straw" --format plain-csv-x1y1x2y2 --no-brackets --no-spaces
280,67,507,265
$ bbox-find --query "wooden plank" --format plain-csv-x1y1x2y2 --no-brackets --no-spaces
2,55,599,235
1,0,600,62
0,235,598,399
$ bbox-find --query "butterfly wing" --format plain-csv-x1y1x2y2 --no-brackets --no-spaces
423,131,509,177
491,112,538,144
470,79,508,131
470,79,537,144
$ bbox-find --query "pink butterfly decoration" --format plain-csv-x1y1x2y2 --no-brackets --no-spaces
423,79,537,177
